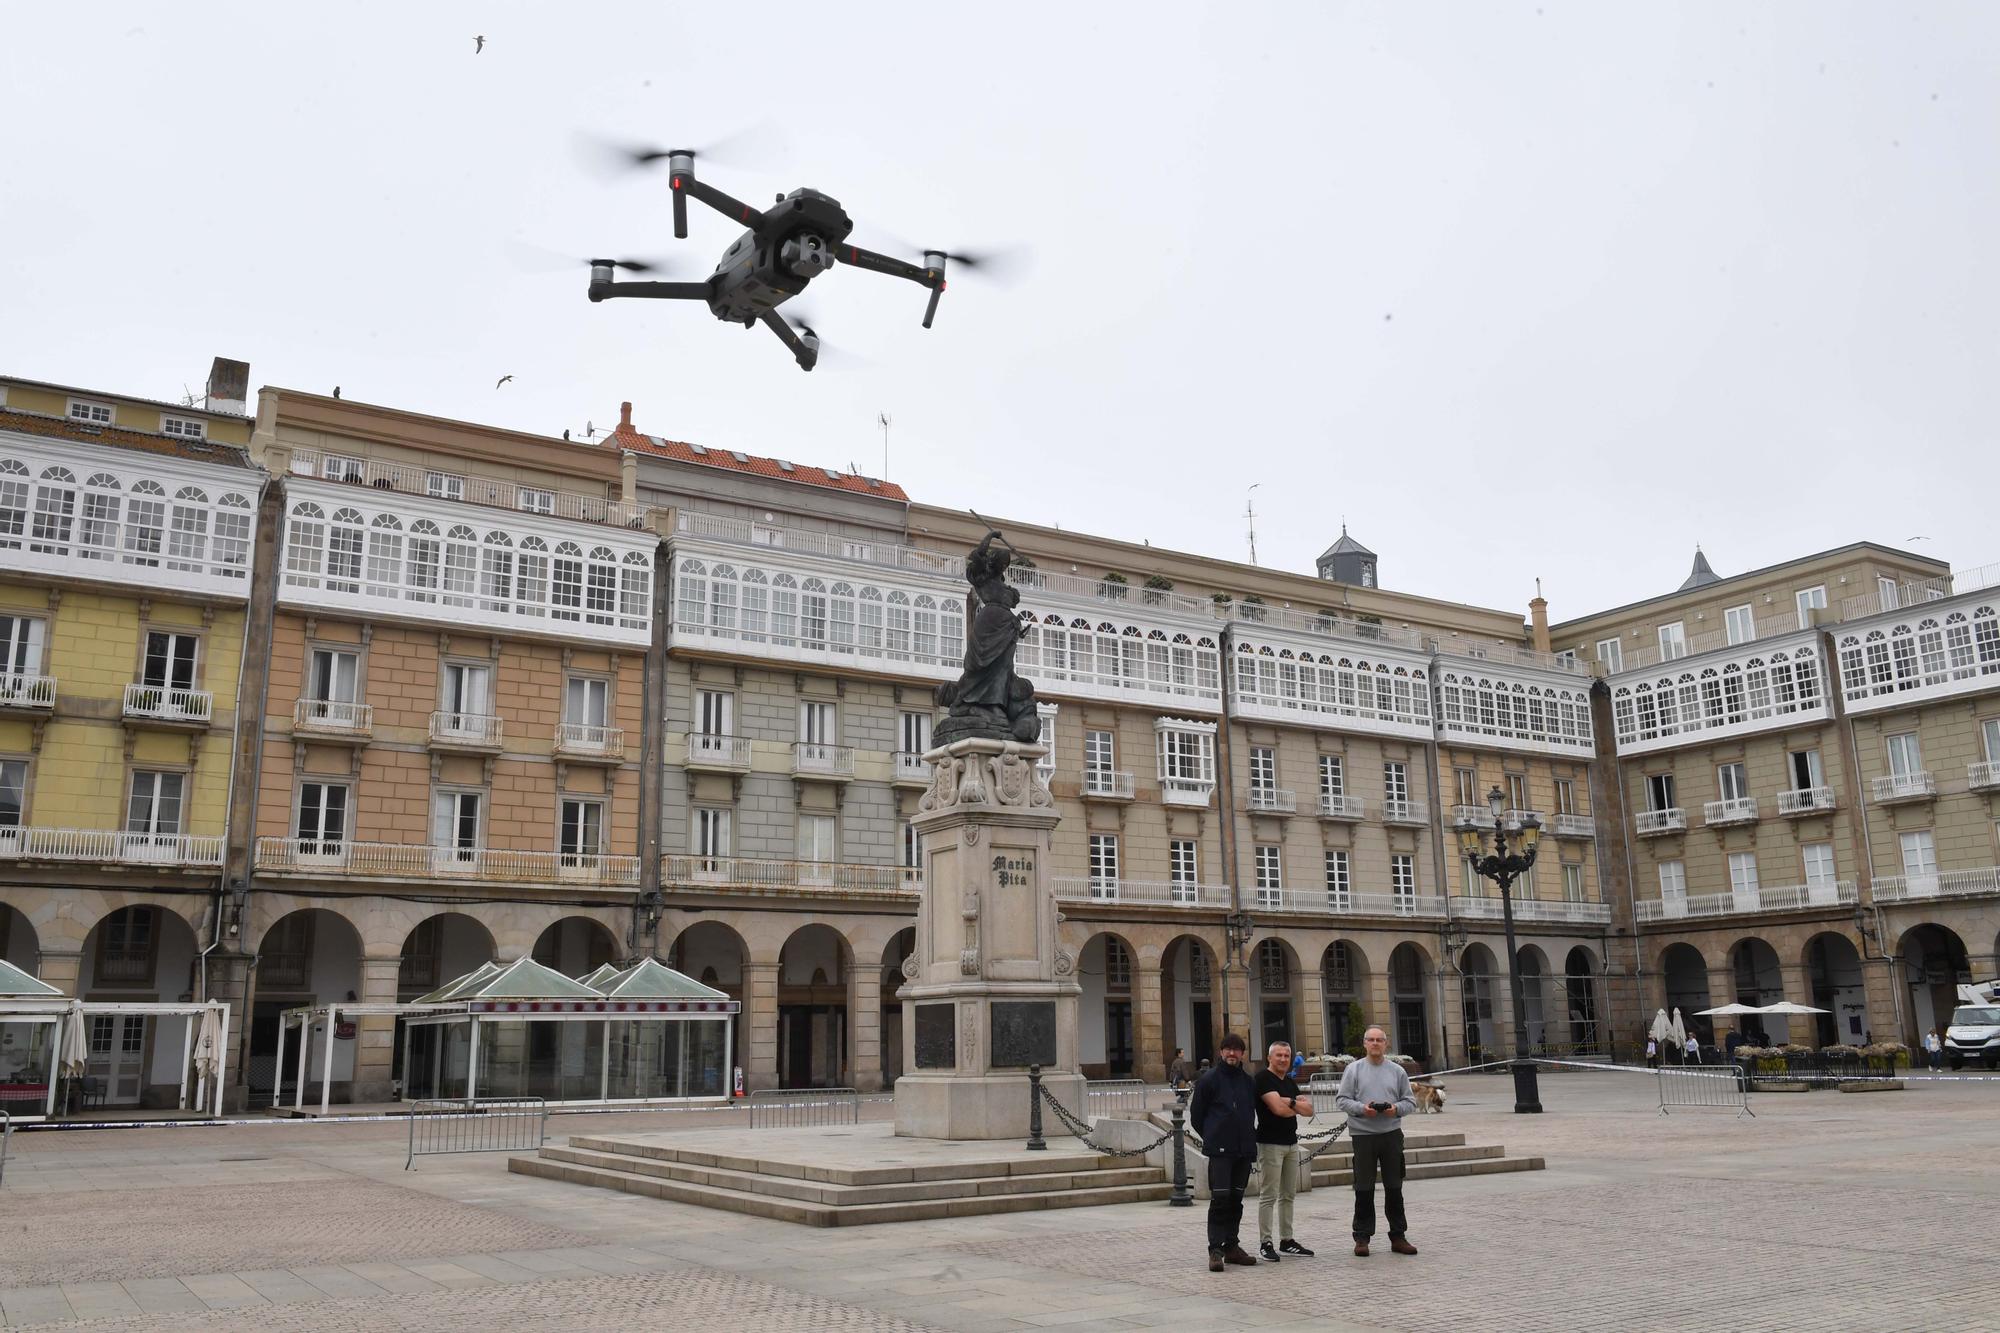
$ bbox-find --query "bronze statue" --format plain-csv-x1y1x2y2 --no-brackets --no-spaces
934,528,1041,745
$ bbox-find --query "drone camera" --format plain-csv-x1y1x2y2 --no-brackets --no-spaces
781,234,837,278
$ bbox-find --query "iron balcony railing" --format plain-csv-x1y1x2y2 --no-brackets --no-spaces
0,674,56,711
1871,867,2000,903
1251,887,1447,919
1247,788,1296,814
1451,804,1496,829
674,510,960,577
554,722,625,761
1318,794,1365,820
96,948,154,984
1382,798,1429,826
429,711,503,748
685,732,752,769
792,742,855,779
1634,879,1857,921
1082,770,1136,800
293,697,373,735
123,683,212,724
0,827,224,867
1968,762,2000,792
1635,808,1687,835
664,854,920,896
1777,787,1836,816
290,447,651,529
255,837,641,886
1552,813,1595,838
893,751,931,785
1161,777,1215,807
1053,876,1226,907
1703,797,1760,827
1872,772,1935,803
1449,896,1613,926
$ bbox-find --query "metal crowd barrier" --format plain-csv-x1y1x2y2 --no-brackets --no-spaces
404,1097,548,1169
745,1086,860,1129
1658,1065,1754,1118
1084,1078,1149,1119
1,1107,12,1187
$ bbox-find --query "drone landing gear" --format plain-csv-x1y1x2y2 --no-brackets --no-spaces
757,310,819,372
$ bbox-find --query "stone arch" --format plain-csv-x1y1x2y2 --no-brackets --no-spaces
1161,933,1220,1071
776,922,853,1089
22,888,208,957
1515,944,1553,1050
396,913,496,1000
666,920,749,1074
1898,923,1971,1044
1387,941,1433,1063
1458,942,1501,1059
1563,945,1601,1051
1660,942,1713,1047
67,903,206,1109
1803,931,1865,1048
0,899,39,975
252,908,365,1106
879,927,917,1089
532,916,620,976
1321,939,1372,1056
1079,931,1141,1078
1728,936,1787,1043
1249,935,1303,1058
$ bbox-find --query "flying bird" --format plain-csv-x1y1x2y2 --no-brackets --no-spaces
475,35,485,53
495,374,513,389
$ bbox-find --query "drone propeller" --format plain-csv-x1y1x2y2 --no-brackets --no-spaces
579,123,782,177
871,232,1034,286
504,238,684,276
777,304,875,372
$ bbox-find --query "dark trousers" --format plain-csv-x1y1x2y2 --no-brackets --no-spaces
1351,1129,1408,1241
1206,1155,1253,1250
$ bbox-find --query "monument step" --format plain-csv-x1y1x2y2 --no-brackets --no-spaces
1306,1142,1503,1174
1312,1153,1545,1188
561,1133,1122,1187
536,1144,1164,1206
508,1152,1175,1227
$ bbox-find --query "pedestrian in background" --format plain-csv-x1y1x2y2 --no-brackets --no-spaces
1926,1029,1943,1072
1336,1026,1418,1257
1645,1037,1658,1070
1253,1040,1315,1261
1188,1033,1259,1272
1685,1034,1701,1064
1169,1048,1190,1089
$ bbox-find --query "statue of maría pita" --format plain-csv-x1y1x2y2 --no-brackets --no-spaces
933,525,1041,747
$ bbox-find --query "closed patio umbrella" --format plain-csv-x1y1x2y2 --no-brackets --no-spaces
1650,1008,1671,1042
59,1004,90,1079
1669,1008,1687,1050
195,1005,224,1080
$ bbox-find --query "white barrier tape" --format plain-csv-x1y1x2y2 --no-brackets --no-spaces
16,1095,895,1134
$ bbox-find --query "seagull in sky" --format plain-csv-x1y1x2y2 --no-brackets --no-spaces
495,374,513,389
475,35,485,54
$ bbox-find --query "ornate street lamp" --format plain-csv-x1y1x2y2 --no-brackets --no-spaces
1455,786,1544,1113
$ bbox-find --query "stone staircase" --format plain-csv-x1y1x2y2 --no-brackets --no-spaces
509,1117,1543,1227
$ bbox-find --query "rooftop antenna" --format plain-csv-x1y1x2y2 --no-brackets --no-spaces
1245,484,1262,566
877,411,891,479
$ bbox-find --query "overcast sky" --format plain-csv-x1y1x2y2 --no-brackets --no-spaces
4,2,1995,622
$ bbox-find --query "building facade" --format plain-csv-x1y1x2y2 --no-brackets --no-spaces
3,370,1987,1112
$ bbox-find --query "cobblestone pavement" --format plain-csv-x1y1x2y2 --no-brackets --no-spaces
1,1074,1995,1330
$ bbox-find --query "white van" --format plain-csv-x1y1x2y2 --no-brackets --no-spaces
1945,1005,2000,1070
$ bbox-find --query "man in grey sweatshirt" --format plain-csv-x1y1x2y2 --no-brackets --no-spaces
1334,1026,1419,1256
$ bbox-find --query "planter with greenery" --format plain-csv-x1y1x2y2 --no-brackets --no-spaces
1101,572,1128,600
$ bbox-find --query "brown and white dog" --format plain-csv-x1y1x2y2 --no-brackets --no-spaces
1411,1081,1446,1114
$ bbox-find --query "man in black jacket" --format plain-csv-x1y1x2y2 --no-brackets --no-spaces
1187,1032,1259,1271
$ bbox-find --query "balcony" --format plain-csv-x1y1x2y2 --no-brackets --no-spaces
1318,793,1365,821
255,837,641,886
293,697,373,742
1872,866,2000,904
1635,808,1687,836
1634,879,1858,922
123,683,212,728
1553,813,1595,839
1081,770,1136,801
664,854,919,898
1504,808,1545,832
1777,787,1837,817
555,723,626,763
1969,762,2000,792
1451,805,1495,830
1382,799,1429,826
792,742,855,781
1,827,223,868
427,710,503,751
1161,777,1215,808
95,948,154,985
1247,788,1296,815
288,447,652,529
685,732,751,772
891,751,931,787
0,673,56,714
1253,888,1447,919
1449,896,1613,927
1703,797,1760,827
1872,772,1936,804
1054,876,1226,908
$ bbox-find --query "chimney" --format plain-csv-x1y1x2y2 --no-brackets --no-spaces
205,357,250,414
619,401,633,430
1529,580,1551,653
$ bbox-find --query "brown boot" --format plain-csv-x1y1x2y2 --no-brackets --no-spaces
1208,1248,1225,1272
1353,1240,1370,1257
1390,1237,1419,1256
1223,1245,1258,1266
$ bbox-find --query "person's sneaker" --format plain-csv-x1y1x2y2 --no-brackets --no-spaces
1208,1248,1225,1273
1259,1240,1281,1262
1279,1239,1316,1257
1390,1237,1419,1256
1353,1240,1370,1257
1223,1245,1259,1266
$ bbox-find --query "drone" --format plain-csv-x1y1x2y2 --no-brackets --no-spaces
585,146,1000,372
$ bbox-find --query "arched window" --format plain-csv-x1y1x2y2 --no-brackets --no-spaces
705,563,737,634
829,581,856,652
325,507,364,592
284,501,327,586
31,466,77,553
551,541,584,621
740,568,769,641
0,458,29,548
167,485,213,572
78,472,122,560
480,531,515,612
677,557,709,629
516,536,549,614
441,525,478,607
885,590,911,658
124,480,167,567
366,514,404,597
585,546,617,625
407,520,442,602
914,595,940,663
619,551,651,630
214,493,253,574
800,577,829,649
858,586,883,651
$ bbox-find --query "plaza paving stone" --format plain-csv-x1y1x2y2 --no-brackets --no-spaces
0,1072,1994,1330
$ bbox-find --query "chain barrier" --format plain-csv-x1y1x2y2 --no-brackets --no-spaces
1034,1081,1177,1158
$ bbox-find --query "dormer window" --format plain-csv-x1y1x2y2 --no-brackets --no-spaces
160,415,207,440
68,400,113,425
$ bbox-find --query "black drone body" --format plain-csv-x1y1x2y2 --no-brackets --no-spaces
587,150,949,371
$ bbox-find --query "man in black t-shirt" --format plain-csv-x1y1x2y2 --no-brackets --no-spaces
1252,1040,1316,1260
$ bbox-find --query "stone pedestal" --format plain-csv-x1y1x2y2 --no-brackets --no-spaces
895,737,1084,1139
